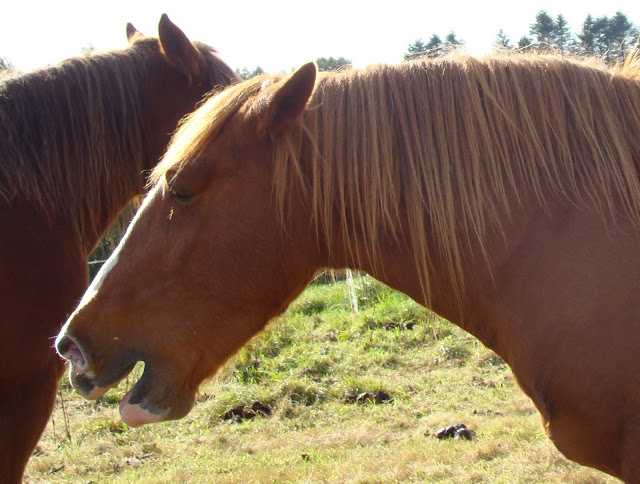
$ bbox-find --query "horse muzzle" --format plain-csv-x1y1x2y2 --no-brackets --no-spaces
56,333,137,399
56,332,192,426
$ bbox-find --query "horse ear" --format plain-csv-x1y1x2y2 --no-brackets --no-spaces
158,14,206,83
126,23,141,42
259,62,317,137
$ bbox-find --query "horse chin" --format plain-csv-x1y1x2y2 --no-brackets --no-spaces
120,375,195,427
118,363,196,427
119,390,168,427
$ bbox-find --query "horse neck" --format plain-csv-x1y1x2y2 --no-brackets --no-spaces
292,57,640,367
0,54,153,255
295,59,640,304
291,71,456,305
317,179,538,365
293,67,523,335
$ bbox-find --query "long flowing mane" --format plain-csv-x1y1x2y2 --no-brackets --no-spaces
152,52,640,300
0,36,235,240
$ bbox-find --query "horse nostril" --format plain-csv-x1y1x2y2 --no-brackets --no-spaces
56,335,87,369
56,335,70,355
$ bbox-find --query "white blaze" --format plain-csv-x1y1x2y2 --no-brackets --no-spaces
55,184,162,350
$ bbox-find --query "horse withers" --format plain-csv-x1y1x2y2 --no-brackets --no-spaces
0,15,237,482
58,54,640,481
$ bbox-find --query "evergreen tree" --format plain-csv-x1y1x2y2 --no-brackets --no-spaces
403,10,637,65
529,10,556,47
404,39,428,61
517,36,533,51
236,66,265,80
493,29,512,51
444,31,464,51
577,14,598,53
553,14,572,54
405,32,463,60
425,34,444,58
315,57,352,72
605,11,639,62
577,11,638,63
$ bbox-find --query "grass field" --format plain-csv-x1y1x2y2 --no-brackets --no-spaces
25,276,619,483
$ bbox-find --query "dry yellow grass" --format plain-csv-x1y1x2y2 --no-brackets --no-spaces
26,278,620,483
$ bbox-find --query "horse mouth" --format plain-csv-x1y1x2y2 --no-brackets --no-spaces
69,358,137,400
58,334,194,426
69,358,194,427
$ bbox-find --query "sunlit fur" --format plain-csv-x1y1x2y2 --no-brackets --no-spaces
151,74,277,184
153,51,640,303
0,36,235,241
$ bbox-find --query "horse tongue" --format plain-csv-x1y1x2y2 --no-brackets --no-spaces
119,390,164,427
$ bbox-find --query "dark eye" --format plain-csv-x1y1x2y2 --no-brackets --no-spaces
168,186,195,203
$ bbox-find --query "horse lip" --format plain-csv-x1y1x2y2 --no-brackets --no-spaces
70,368,101,398
120,390,168,427
68,356,138,400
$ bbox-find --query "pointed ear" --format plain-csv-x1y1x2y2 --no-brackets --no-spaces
158,13,206,83
126,23,141,42
259,62,317,137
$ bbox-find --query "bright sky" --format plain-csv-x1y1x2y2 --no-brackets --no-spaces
3,1,640,74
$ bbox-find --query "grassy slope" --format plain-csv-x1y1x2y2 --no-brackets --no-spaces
26,277,619,483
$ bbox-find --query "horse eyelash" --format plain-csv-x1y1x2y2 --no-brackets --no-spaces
168,187,195,203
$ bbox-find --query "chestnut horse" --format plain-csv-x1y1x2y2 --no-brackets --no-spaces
0,15,237,482
58,53,640,481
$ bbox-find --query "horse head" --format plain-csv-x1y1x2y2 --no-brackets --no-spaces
56,64,320,426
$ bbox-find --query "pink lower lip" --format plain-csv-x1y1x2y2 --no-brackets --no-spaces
84,384,110,400
119,390,165,427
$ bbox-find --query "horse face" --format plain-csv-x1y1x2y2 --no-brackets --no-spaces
56,64,319,426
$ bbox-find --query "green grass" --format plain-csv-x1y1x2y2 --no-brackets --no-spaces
25,275,619,483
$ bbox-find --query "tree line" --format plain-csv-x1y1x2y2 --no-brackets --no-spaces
234,10,638,78
406,10,638,64
236,56,353,80
4,10,636,80
2,12,637,78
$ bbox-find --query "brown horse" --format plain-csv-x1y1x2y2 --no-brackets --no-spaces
57,52,640,481
1,15,237,482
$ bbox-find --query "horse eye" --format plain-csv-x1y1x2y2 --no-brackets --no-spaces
168,186,195,203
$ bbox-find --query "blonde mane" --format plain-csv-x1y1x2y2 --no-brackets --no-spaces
153,52,640,301
150,73,278,185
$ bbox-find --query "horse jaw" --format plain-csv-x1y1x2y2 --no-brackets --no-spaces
120,390,167,427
